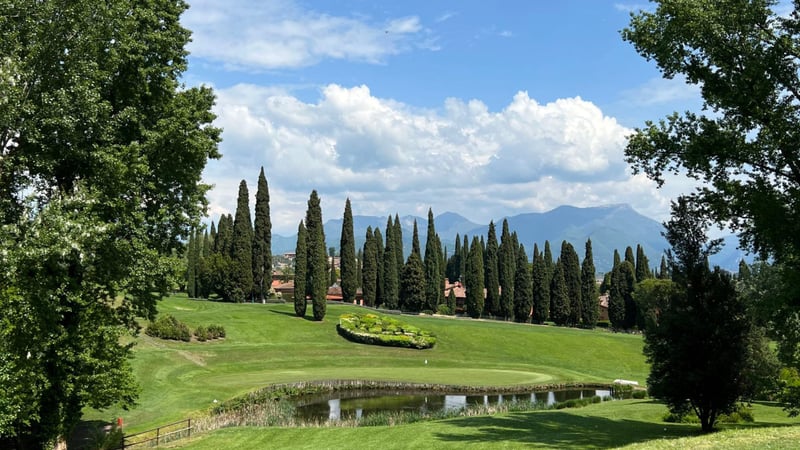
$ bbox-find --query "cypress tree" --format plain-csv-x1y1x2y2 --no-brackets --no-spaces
400,221,425,312
613,249,621,267
209,221,217,249
513,243,533,323
329,247,337,287
362,227,377,307
199,229,212,298
393,214,404,271
461,235,469,280
580,239,599,328
339,199,357,303
446,234,461,283
624,246,636,268
561,240,582,327
383,216,399,308
424,209,441,312
465,236,485,318
446,287,457,315
305,190,327,320
186,230,197,298
532,243,549,323
543,240,554,317
550,258,570,325
374,228,384,306
659,255,670,279
498,219,516,320
232,180,253,302
294,221,308,317
635,244,652,281
609,261,636,329
484,221,500,317
356,248,363,290
196,228,208,298
252,167,272,302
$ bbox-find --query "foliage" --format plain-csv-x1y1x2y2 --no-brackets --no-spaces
0,0,220,445
399,252,426,313
609,261,636,330
339,199,357,304
305,191,327,321
146,315,192,342
465,236,485,318
382,216,400,309
85,420,124,450
580,239,599,328
532,244,550,324
623,0,800,416
549,259,570,326
644,198,759,432
362,227,378,307
293,221,308,317
497,220,516,320
635,244,652,282
483,222,501,317
337,313,436,349
231,180,253,303
252,167,272,302
194,324,226,342
424,209,443,313
513,244,533,323
560,241,582,327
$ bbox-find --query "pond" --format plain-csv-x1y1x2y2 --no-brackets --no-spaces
294,388,614,422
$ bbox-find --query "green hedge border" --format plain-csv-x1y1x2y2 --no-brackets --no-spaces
337,313,436,349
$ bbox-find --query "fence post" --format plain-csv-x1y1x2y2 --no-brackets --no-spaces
156,427,160,446
188,418,191,439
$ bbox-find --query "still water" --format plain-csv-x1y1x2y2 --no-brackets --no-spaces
295,388,612,421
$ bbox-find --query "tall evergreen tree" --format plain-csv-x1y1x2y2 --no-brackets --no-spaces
209,221,217,249
513,244,533,323
305,190,327,320
232,180,253,302
252,167,272,302
186,230,197,298
339,199,357,303
613,249,621,267
550,258,570,326
561,240,582,327
424,209,442,312
465,236,485,318
498,219,516,320
446,233,462,283
484,221,501,317
636,244,652,281
195,228,206,299
446,287,457,315
532,243,549,323
328,247,337,287
362,227,378,307
400,222,425,312
294,221,308,317
394,214,404,271
580,239,599,328
356,248,363,290
383,216,399,308
609,261,636,329
659,255,670,280
624,246,636,270
375,228,385,306
543,240,555,317
460,234,469,281
198,229,212,298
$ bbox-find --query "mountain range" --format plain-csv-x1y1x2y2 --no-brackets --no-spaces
271,204,752,274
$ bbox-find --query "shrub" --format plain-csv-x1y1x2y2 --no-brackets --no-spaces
436,304,452,315
207,324,226,339
337,313,436,349
145,314,191,341
632,389,647,399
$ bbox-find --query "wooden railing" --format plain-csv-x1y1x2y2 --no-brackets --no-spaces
120,418,192,448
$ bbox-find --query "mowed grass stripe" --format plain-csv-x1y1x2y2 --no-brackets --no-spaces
85,295,647,431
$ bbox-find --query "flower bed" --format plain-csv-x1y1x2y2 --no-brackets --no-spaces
337,313,436,349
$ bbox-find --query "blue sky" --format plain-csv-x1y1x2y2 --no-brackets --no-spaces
182,0,708,235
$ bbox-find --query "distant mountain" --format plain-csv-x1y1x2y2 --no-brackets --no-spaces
270,204,750,273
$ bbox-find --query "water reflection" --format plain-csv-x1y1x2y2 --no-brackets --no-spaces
296,388,613,422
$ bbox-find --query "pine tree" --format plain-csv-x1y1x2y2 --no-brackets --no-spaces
305,190,327,320
635,244,652,281
231,180,253,302
400,221,425,312
339,199,357,303
498,219,516,320
382,216,399,308
550,258,570,326
532,243,549,323
362,227,377,307
513,244,533,323
561,240,582,327
465,236,485,318
580,239,599,328
294,221,308,317
484,221,500,317
424,209,442,312
252,167,272,302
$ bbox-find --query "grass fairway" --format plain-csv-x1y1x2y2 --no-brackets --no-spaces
172,400,800,449
84,295,647,431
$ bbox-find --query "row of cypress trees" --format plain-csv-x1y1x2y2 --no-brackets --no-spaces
185,167,272,303
603,245,667,330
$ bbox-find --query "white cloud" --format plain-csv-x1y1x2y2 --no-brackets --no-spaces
620,76,702,107
498,30,513,38
183,0,432,70
613,3,651,13
203,83,692,234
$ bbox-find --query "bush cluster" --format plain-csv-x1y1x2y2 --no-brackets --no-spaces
662,403,754,424
145,314,226,342
337,313,436,349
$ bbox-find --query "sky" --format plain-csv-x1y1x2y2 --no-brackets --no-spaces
182,0,709,235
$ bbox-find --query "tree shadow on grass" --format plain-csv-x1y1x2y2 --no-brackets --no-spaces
432,411,701,449
268,308,317,322
69,419,114,450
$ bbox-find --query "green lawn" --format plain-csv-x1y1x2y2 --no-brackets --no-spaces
85,295,647,431
172,400,800,449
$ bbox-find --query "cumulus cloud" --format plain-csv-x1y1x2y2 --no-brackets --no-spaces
203,83,692,234
183,0,432,70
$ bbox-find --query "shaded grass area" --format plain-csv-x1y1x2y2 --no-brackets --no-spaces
84,295,647,432
169,400,800,449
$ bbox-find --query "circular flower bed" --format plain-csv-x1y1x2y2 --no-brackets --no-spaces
337,313,436,349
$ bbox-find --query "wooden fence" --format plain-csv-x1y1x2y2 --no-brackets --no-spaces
120,418,192,448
